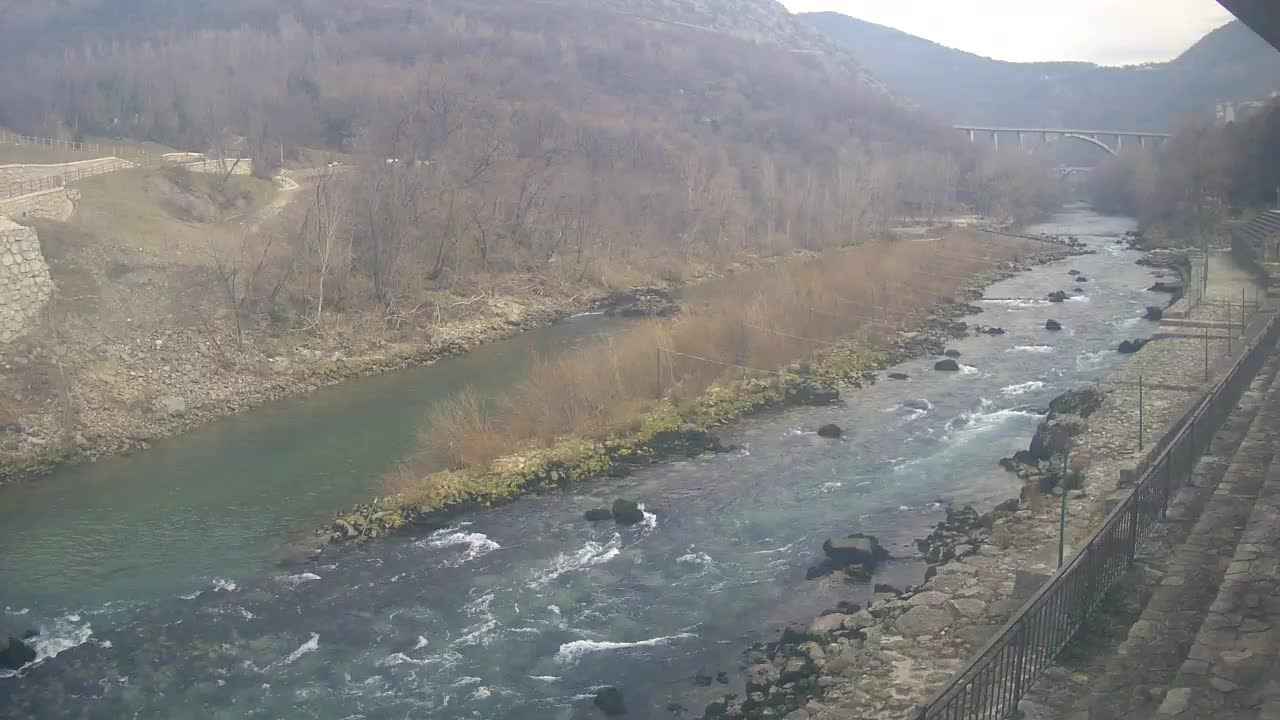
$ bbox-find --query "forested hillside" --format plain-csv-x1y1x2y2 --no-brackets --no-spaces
0,0,1054,317
802,14,1280,131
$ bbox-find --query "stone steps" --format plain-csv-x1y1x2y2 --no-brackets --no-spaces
1019,354,1280,720
1085,358,1280,719
1153,388,1280,719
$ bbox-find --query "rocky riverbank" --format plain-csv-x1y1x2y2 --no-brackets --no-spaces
692,247,1269,720
0,291,599,486
316,242,1078,547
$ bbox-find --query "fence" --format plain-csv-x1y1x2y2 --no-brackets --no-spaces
0,131,156,165
1,158,136,200
911,306,1280,720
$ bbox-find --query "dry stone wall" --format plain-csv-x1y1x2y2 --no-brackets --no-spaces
0,157,134,186
0,187,76,221
0,217,53,345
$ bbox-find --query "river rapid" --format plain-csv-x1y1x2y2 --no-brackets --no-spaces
1,208,1166,719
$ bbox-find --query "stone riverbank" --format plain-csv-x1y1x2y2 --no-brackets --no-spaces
694,249,1270,720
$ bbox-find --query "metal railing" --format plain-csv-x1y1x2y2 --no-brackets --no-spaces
912,307,1280,720
0,131,154,163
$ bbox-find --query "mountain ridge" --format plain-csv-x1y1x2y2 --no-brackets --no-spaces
801,13,1280,131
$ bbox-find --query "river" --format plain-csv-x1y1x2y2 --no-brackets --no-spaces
1,208,1163,719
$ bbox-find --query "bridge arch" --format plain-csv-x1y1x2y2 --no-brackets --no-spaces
1062,133,1118,156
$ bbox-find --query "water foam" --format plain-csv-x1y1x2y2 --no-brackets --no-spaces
675,551,714,567
554,633,697,665
528,534,622,588
284,572,322,585
276,633,320,666
1009,345,1054,354
0,613,98,676
421,529,501,568
1001,381,1046,397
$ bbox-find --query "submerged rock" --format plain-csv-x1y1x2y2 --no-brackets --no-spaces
584,508,613,522
1045,319,1062,331
1118,338,1149,354
594,686,627,716
787,381,840,406
887,372,910,381
1145,306,1164,321
611,499,646,525
817,424,843,439
943,349,961,358
976,325,1007,335
822,533,890,572
934,359,960,372
1068,269,1081,275
1076,276,1089,282
0,636,36,670
1148,280,1183,294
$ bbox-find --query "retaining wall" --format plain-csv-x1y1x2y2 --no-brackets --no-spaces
0,217,53,345
0,187,76,221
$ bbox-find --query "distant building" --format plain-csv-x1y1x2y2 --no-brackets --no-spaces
1217,91,1280,125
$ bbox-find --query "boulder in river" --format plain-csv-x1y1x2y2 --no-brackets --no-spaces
887,372,910,381
817,424,842,439
1074,287,1085,293
1144,306,1163,321
0,636,36,670
584,508,613,522
934,359,960,372
611,499,646,525
1068,269,1080,275
1048,386,1105,418
1045,319,1062,331
822,533,890,573
976,325,1007,335
944,349,962,358
594,686,627,716
1047,290,1068,303
1076,276,1089,282
1118,338,1148,354
1148,280,1183,294
1029,416,1088,462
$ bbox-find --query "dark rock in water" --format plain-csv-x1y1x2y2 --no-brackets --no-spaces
611,499,646,525
1073,287,1085,293
1076,276,1089,282
1144,306,1164,321
934,359,960,372
20,630,37,640
666,702,688,715
704,697,729,718
1068,269,1081,275
999,456,1019,473
1048,387,1105,418
716,671,729,684
817,424,842,439
647,427,722,458
1149,281,1183,294
1047,290,1067,303
694,671,714,687
873,583,903,596
804,564,830,580
822,533,890,572
887,372,910,380
594,686,627,716
1118,338,1148,354
1013,449,1039,466
584,508,614,522
0,636,37,670
1045,319,1062,331
944,349,961,358
787,381,839,406
1029,416,1088,461
976,325,1007,335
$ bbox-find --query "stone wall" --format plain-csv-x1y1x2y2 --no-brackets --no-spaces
0,187,76,221
180,158,254,175
0,217,53,345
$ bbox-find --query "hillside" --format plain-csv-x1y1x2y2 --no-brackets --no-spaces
801,14,1280,130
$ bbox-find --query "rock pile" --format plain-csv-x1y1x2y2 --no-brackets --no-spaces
1000,386,1106,493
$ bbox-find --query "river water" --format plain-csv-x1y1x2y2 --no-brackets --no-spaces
1,208,1163,719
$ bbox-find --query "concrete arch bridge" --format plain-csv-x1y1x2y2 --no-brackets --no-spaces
955,126,1174,156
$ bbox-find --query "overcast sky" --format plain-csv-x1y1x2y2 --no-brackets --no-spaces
780,0,1236,65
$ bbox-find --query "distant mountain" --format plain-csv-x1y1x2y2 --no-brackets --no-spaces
800,14,1280,131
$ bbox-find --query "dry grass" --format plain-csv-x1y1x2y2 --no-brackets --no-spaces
409,230,1033,473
